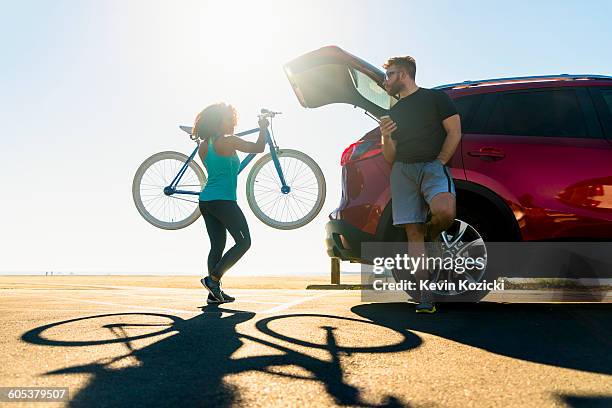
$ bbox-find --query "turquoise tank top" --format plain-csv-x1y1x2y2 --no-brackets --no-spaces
199,136,240,201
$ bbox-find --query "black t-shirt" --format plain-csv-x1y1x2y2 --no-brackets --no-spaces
389,87,458,163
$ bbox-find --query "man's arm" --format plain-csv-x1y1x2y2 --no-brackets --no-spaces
437,114,461,165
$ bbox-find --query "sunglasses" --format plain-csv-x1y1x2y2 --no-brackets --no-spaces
384,71,401,81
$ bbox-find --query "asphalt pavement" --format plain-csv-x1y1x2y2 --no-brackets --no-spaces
0,276,610,407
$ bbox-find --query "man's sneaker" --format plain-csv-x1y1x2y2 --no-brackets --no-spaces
417,288,435,309
201,276,224,302
415,302,437,314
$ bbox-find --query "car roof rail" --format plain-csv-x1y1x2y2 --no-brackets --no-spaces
433,74,612,90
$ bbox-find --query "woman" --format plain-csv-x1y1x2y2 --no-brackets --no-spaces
194,103,268,304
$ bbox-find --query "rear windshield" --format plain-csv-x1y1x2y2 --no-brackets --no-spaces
349,68,397,110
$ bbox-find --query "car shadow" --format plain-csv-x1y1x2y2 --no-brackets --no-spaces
351,302,612,375
558,394,612,408
21,305,418,407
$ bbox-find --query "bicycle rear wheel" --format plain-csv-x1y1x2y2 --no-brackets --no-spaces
246,149,326,230
132,151,206,230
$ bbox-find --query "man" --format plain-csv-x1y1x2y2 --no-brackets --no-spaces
380,56,461,314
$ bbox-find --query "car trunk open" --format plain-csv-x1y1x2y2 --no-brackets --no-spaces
284,46,395,118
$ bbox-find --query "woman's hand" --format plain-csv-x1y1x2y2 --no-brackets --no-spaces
258,116,270,129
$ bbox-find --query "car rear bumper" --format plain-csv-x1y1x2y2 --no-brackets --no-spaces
325,219,375,262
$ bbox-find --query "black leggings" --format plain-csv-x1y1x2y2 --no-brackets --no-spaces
199,200,251,280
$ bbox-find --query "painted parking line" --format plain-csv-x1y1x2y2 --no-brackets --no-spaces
261,292,331,314
2,282,322,298
6,288,315,304
15,290,333,316
0,289,315,304
0,308,160,314
90,291,285,305
33,294,203,315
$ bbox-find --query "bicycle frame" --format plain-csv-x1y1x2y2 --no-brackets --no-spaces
168,126,290,196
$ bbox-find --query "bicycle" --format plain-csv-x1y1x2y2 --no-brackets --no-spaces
132,109,326,230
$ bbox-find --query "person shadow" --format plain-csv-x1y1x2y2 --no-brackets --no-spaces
22,304,417,407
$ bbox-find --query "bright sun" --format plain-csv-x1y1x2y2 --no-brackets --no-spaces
191,1,313,68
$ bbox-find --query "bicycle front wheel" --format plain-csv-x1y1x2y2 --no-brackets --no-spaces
246,149,326,230
132,151,206,230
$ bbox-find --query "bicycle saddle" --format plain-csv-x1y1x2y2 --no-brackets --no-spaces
179,125,193,135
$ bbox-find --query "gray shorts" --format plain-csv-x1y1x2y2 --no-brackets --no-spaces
391,159,455,225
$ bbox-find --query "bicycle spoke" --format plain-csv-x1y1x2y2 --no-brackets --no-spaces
246,151,324,228
259,193,284,212
291,188,319,197
254,189,282,200
290,193,316,209
134,153,204,227
289,161,306,185
291,171,316,186
169,195,199,204
285,196,298,221
254,181,282,191
260,164,281,186
289,194,308,218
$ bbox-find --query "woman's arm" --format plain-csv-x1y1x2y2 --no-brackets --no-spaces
198,140,208,164
216,117,269,155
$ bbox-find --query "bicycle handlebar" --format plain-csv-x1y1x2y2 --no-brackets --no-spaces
259,108,282,119
183,108,281,141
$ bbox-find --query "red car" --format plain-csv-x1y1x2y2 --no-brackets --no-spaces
285,46,612,278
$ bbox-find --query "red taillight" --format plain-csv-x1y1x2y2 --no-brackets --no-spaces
591,185,604,196
340,143,356,166
340,140,382,166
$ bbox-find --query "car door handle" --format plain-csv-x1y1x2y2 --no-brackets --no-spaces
468,148,505,161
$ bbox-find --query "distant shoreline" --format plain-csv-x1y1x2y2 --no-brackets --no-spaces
0,271,362,276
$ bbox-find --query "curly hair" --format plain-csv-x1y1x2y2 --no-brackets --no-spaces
193,102,238,141
383,56,416,80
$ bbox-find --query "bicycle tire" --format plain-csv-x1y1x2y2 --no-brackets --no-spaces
246,149,326,230
132,151,206,230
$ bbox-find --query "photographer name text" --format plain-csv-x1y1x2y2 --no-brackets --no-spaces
372,279,505,292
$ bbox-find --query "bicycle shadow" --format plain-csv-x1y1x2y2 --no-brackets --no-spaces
21,305,418,407
351,302,612,375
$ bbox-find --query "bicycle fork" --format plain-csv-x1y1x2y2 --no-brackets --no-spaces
265,129,291,194
238,128,290,194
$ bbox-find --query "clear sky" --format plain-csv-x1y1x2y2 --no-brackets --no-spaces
2,0,611,275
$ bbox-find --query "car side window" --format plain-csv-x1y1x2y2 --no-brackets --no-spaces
453,94,483,132
587,87,612,139
485,89,589,138
600,90,612,115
